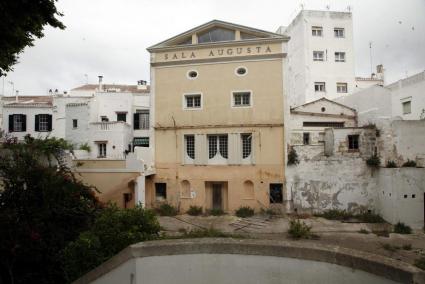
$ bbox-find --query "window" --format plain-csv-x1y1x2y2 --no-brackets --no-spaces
101,116,109,122
185,94,202,109
208,135,228,159
269,183,283,203
187,70,198,79
348,135,359,150
318,132,325,143
334,28,345,38
98,143,107,158
402,101,411,114
303,121,345,128
312,26,323,37
117,112,127,122
335,52,346,62
313,51,324,61
123,193,132,209
10,114,26,132
241,134,252,159
337,83,348,93
198,28,235,43
155,183,167,201
185,135,195,159
233,91,251,107
303,133,310,145
133,137,149,149
35,114,52,132
314,82,326,92
134,110,149,129
73,119,78,129
235,67,247,76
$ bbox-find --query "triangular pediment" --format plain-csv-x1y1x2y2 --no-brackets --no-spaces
147,20,288,51
291,98,356,116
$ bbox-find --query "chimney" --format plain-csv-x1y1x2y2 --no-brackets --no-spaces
137,80,147,90
98,75,104,91
49,89,53,95
376,64,385,84
54,89,58,94
15,90,19,102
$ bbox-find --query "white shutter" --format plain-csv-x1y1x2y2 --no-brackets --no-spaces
228,133,241,165
195,134,207,165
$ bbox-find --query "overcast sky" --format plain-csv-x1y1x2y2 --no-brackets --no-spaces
2,0,424,96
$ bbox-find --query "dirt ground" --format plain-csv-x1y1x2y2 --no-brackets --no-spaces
159,214,425,267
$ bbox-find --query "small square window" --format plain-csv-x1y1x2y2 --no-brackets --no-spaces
185,94,202,109
303,133,310,145
312,26,323,37
335,52,346,62
348,135,359,150
334,28,345,38
73,119,78,129
314,82,326,92
155,183,167,201
117,112,127,122
233,92,251,107
313,51,324,61
402,101,411,114
337,83,348,93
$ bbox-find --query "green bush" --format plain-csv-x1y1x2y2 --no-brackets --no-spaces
186,205,203,216
402,159,417,167
393,222,412,234
386,160,397,168
62,205,160,282
287,147,299,165
414,257,425,270
357,211,384,223
208,208,225,216
366,154,381,168
156,203,178,216
79,142,91,152
316,209,352,221
288,219,312,239
235,206,255,218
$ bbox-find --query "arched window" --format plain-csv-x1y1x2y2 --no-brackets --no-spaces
243,180,254,199
181,180,191,197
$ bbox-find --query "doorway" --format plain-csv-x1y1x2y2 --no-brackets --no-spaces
212,183,222,210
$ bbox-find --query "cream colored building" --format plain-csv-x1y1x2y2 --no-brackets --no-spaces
147,20,289,213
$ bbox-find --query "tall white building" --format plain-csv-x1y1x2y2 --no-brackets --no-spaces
278,10,356,107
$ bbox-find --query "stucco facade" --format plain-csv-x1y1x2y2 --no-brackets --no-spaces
148,20,288,213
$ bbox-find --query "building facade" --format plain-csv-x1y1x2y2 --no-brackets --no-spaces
147,20,288,212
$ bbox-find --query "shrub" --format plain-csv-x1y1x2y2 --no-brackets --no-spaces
287,147,299,165
393,222,412,234
186,205,203,216
288,219,312,239
208,208,225,216
317,209,352,221
402,159,417,167
235,206,255,218
156,203,178,216
358,229,369,234
386,160,397,168
62,205,160,282
79,142,91,152
366,154,381,168
357,211,384,223
382,243,399,252
414,257,425,270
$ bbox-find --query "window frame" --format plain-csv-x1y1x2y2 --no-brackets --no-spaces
187,70,199,80
348,135,360,151
313,51,324,61
183,93,203,110
97,142,107,158
135,109,150,130
155,183,167,202
334,28,345,38
235,66,248,77
72,119,78,129
402,100,411,115
241,133,252,159
311,26,323,37
208,134,228,160
133,137,149,149
337,82,348,93
38,114,49,132
335,52,346,62
184,135,195,160
13,114,24,132
303,132,310,145
231,90,252,108
314,82,326,92
116,112,127,122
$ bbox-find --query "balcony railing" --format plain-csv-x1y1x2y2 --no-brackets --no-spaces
90,121,130,131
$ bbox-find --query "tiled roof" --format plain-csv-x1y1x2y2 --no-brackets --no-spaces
2,96,53,107
71,84,150,94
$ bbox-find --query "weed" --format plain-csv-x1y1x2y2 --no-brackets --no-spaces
358,229,369,234
357,211,384,223
393,222,412,234
316,209,352,221
366,154,381,168
386,160,397,168
79,142,91,152
208,208,225,216
235,206,255,218
186,205,203,216
382,243,399,252
287,147,299,165
177,228,244,239
288,219,312,239
402,159,417,167
156,203,178,216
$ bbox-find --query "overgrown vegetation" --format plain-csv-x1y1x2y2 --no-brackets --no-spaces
366,154,381,168
79,142,91,152
186,205,203,216
62,205,160,282
208,208,225,216
156,203,178,216
402,159,417,167
235,206,255,218
287,219,312,239
386,160,398,168
358,229,370,234
0,135,101,284
393,222,412,234
414,257,425,270
176,228,243,239
260,208,281,216
287,147,299,165
382,243,399,252
316,209,384,223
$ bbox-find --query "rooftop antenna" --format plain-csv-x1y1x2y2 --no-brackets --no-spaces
369,42,373,77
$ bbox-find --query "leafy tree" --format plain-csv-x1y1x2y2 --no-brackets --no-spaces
0,135,102,284
0,0,65,76
62,205,160,282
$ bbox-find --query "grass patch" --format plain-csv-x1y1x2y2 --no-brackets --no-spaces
393,222,412,234
288,219,313,240
173,228,244,239
156,203,178,216
235,206,255,218
358,229,370,234
414,257,425,270
208,208,225,216
186,205,203,216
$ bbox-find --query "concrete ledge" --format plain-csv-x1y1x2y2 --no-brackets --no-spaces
73,238,425,284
